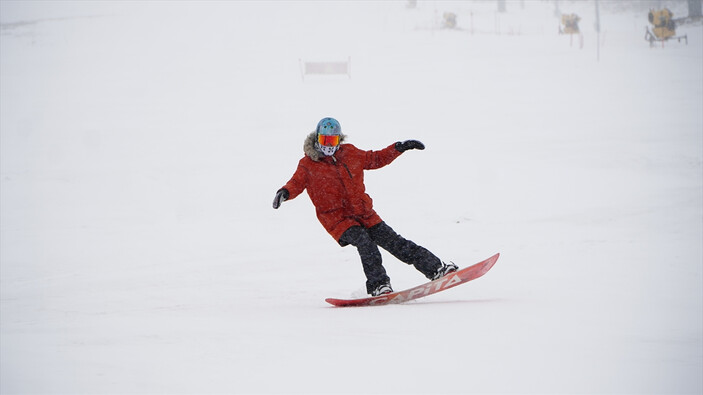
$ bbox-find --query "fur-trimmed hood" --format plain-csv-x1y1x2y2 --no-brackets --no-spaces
303,131,347,161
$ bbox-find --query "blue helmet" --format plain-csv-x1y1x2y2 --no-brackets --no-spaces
316,117,341,136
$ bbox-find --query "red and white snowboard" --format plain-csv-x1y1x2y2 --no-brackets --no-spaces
325,253,500,307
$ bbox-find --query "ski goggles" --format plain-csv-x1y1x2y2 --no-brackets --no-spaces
317,134,340,147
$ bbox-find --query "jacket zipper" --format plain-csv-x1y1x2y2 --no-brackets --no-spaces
331,155,353,179
342,163,353,179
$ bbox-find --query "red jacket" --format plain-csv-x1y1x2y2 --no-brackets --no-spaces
282,133,402,241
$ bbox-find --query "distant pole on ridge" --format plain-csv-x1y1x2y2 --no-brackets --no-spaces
595,0,601,62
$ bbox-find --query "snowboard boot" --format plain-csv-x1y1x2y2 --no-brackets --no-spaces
371,283,393,296
431,261,458,281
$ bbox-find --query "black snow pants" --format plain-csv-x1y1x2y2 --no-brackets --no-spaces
339,222,442,294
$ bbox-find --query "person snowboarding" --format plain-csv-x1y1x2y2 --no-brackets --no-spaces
273,117,457,296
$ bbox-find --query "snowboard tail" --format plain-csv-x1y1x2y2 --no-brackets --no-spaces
325,253,499,307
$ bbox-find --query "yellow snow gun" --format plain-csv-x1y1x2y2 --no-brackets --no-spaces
645,8,688,46
560,14,580,35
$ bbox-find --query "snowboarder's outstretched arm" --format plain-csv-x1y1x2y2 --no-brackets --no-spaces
361,140,425,171
273,160,309,209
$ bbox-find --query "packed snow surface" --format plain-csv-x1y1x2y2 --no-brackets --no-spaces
1,1,701,393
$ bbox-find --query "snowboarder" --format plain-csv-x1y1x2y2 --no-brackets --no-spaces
273,117,457,296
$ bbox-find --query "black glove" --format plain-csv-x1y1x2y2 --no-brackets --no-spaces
272,188,289,209
395,140,425,153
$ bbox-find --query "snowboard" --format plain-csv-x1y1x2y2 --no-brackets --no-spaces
325,252,500,307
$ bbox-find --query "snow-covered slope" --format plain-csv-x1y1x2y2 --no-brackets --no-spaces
1,1,701,393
